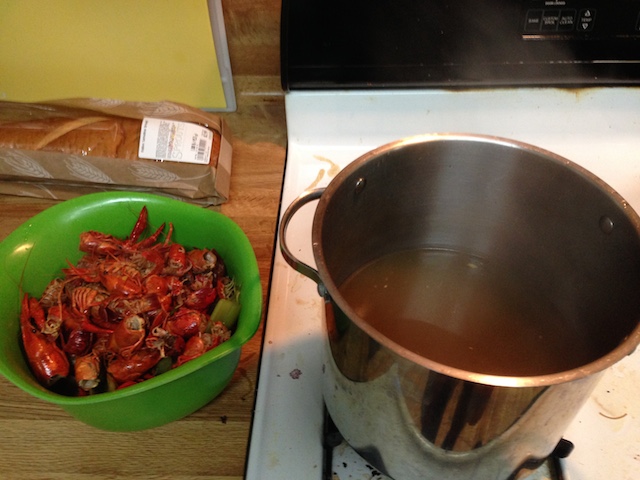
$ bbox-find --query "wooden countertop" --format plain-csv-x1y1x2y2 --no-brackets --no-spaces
0,90,287,480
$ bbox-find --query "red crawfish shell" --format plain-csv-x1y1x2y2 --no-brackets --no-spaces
20,295,70,386
162,244,192,276
188,248,218,274
165,308,207,338
74,353,101,391
78,231,124,256
184,287,217,311
107,348,161,385
69,285,101,314
175,335,207,367
143,274,170,295
109,315,146,358
63,328,94,356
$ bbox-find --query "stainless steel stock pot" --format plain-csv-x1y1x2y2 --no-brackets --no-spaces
280,134,640,479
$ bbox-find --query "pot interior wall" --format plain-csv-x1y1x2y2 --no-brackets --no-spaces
315,137,640,367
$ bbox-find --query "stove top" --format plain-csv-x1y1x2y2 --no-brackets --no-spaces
245,87,640,480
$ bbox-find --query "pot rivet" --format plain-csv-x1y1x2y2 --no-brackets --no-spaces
599,215,614,234
354,177,366,194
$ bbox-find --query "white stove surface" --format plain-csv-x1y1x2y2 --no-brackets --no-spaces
246,88,640,480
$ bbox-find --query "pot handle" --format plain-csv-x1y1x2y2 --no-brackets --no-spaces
279,188,325,287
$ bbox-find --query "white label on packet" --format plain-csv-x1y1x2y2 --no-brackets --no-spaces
138,117,213,164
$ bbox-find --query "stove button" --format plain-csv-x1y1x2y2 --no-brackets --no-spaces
558,9,577,32
542,10,561,31
524,9,543,32
577,8,596,32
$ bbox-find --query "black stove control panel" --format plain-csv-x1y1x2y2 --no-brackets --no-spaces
522,1,640,38
281,0,640,90
524,8,597,34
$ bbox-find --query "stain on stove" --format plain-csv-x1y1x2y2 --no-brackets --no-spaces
591,362,639,422
307,168,325,191
289,368,302,379
306,155,340,190
598,412,627,420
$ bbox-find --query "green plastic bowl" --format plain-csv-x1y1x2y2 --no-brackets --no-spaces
0,192,261,431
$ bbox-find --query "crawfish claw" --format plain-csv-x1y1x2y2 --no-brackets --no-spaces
20,294,70,386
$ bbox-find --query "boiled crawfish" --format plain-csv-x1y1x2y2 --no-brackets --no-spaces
20,294,70,387
19,206,237,395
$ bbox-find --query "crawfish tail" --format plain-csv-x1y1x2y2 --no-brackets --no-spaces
74,353,101,391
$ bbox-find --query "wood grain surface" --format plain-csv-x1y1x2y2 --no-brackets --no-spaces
0,1,286,478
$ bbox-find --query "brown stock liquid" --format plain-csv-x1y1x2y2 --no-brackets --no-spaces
339,249,591,376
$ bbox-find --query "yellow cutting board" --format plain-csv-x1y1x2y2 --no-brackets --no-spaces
0,0,233,110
